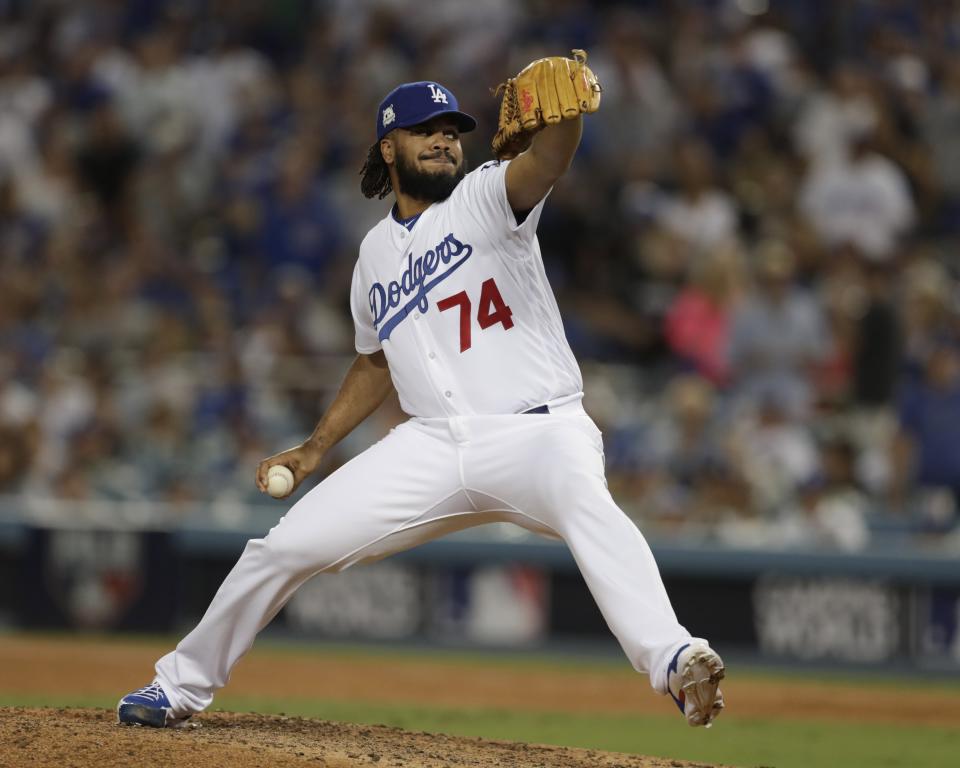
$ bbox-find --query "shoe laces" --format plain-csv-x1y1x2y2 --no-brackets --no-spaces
131,682,167,702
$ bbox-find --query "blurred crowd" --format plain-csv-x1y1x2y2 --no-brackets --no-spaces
2,0,960,549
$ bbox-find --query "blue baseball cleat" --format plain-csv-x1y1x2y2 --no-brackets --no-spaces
117,681,191,728
667,641,725,727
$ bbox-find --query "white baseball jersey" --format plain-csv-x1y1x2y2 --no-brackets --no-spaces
349,159,583,417
152,157,700,725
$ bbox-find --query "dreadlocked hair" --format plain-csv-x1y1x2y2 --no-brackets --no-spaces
360,141,392,199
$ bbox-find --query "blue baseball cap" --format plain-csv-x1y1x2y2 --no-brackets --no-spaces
376,81,477,141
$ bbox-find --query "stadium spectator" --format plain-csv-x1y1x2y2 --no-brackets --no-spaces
922,57,960,231
726,389,821,517
798,124,915,261
591,13,681,167
772,436,871,551
793,63,878,166
726,239,831,418
655,138,738,252
665,240,746,384
894,336,960,527
630,374,744,531
900,258,955,375
852,261,902,409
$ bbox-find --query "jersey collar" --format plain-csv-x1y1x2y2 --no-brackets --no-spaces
391,204,422,232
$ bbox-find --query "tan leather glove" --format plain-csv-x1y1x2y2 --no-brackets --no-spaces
492,49,602,160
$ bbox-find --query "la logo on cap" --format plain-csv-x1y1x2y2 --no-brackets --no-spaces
427,84,448,104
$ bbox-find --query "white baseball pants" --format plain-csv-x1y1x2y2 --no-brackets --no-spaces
155,400,693,715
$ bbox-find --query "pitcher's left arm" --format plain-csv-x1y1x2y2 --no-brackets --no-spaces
492,49,601,211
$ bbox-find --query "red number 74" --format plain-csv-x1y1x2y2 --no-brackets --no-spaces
437,278,514,353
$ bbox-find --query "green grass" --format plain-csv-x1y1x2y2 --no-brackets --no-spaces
9,629,960,692
221,636,960,694
3,693,956,768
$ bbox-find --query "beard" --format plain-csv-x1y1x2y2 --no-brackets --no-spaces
394,149,465,202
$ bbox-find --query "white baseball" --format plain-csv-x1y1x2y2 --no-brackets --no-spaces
266,465,295,498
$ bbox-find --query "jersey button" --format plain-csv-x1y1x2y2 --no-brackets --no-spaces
414,313,420,320
444,390,452,398
428,352,436,359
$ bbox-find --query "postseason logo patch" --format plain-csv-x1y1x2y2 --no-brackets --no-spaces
369,232,473,342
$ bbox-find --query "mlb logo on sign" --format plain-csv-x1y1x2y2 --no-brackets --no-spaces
427,84,448,104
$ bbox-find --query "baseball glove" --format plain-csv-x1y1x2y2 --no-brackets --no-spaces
492,49,602,160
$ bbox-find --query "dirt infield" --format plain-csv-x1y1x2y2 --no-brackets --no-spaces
0,634,955,767
1,708,726,768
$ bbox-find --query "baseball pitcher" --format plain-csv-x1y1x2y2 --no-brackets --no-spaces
118,50,725,730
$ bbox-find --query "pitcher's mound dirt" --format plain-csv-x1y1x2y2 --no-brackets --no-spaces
1,707,725,768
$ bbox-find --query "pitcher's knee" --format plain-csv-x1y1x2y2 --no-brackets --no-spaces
253,530,332,575
544,473,612,514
